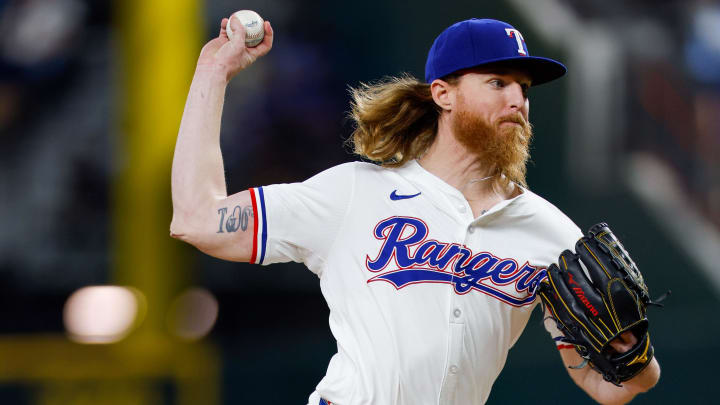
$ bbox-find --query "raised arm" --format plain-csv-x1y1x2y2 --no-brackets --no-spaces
170,16,274,262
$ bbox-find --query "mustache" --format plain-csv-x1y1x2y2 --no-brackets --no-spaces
497,113,528,127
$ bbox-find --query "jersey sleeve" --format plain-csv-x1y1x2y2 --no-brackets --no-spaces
247,162,357,274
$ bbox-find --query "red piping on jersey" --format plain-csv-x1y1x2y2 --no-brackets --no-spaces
249,188,259,264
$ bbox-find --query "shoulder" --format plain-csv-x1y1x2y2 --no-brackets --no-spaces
314,161,405,182
265,161,389,192
306,161,380,180
520,188,582,239
300,162,362,187
521,189,572,220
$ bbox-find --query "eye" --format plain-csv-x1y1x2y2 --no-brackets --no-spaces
521,83,530,98
489,79,505,88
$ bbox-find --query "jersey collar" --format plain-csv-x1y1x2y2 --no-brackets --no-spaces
395,160,533,221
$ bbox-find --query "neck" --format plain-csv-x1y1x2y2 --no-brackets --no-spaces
419,119,499,191
417,117,520,212
418,141,495,193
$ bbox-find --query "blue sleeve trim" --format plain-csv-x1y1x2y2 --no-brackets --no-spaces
258,186,268,264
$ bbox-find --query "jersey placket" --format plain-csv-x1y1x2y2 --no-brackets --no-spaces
437,194,475,405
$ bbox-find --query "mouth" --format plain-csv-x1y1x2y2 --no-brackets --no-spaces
497,114,527,128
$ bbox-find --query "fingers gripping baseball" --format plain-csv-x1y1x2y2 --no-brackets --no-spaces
198,14,274,81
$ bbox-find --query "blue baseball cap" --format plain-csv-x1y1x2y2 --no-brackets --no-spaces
425,18,567,86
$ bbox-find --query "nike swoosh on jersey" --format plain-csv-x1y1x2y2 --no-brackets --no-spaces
389,190,422,200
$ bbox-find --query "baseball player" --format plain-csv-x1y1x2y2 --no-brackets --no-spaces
170,16,661,405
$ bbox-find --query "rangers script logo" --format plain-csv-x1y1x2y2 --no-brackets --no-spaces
365,216,547,306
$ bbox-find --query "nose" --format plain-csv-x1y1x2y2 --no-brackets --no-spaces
506,82,526,111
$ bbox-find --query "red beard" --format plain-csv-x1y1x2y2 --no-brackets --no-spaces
451,106,533,188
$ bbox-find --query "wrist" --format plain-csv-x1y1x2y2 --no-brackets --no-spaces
194,64,232,85
624,357,660,393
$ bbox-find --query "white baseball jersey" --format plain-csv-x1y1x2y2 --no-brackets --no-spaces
247,160,582,405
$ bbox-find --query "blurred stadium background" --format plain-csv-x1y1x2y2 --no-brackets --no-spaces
0,0,718,403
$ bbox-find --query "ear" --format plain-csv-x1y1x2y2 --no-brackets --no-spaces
430,79,455,111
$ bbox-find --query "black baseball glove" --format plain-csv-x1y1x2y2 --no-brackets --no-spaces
538,223,664,386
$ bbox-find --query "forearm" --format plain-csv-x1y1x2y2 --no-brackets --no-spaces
169,16,272,259
612,357,660,401
171,67,230,233
560,349,660,404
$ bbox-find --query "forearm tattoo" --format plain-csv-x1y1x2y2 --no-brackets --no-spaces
217,205,254,233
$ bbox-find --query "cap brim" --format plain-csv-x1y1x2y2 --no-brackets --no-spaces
474,56,567,87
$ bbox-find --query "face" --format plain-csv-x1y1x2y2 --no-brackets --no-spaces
449,68,534,187
453,68,531,125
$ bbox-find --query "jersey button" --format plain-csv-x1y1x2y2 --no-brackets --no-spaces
449,365,459,374
453,308,462,318
468,226,474,234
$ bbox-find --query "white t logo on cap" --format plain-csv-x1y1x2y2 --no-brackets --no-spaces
505,28,527,56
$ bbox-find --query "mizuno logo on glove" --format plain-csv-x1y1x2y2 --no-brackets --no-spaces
567,274,599,316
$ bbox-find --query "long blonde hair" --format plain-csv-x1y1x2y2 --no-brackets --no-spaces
348,74,444,167
348,73,532,192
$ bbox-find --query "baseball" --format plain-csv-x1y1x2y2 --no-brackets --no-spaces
226,10,265,47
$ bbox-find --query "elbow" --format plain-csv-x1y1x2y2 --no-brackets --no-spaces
170,227,186,240
169,220,212,254
169,215,195,242
169,216,219,255
170,198,217,242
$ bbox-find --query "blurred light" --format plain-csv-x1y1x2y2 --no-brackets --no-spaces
167,288,218,341
0,0,87,66
63,286,145,344
685,4,720,84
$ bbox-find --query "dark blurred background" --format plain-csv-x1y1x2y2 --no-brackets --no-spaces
0,0,718,403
